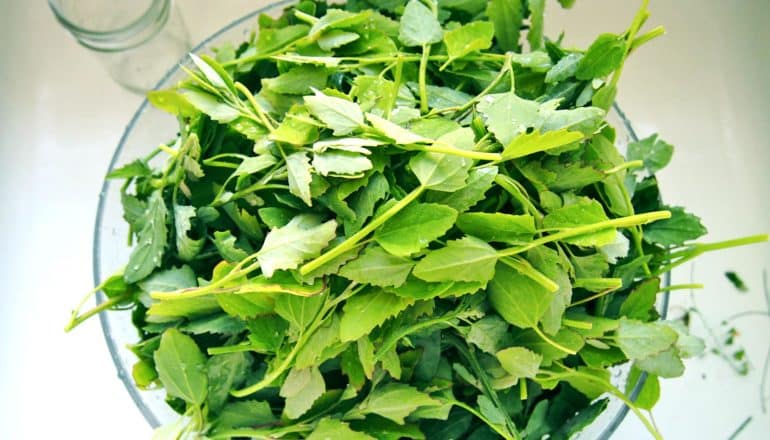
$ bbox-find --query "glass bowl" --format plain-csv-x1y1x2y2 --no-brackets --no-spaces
92,1,669,436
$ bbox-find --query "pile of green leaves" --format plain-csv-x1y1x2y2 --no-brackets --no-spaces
67,0,768,439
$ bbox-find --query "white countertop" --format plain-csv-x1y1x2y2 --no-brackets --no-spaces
0,1,767,438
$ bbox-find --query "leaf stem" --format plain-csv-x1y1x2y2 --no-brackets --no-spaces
532,325,577,355
300,185,426,275
64,292,133,332
420,141,501,161
449,399,517,440
654,234,768,276
419,44,432,113
498,210,672,258
500,257,559,292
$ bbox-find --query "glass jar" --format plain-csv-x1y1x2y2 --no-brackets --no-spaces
48,0,191,93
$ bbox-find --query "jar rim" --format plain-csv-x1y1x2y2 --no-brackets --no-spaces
48,0,170,51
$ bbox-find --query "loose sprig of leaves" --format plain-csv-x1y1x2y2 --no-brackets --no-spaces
67,1,768,439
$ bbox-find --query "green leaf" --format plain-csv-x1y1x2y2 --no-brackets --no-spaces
138,265,196,293
263,65,328,95
456,212,535,243
246,316,288,352
346,173,390,235
576,33,626,80
542,198,616,247
213,230,249,263
502,129,584,160
488,262,555,329
526,246,572,335
340,289,414,342
635,348,685,378
626,134,674,174
275,293,325,332
153,329,208,405
443,22,494,65
620,278,660,321
409,151,471,192
280,366,326,419
366,113,428,145
295,315,343,369
181,314,246,335
183,88,240,123
375,203,458,256
107,159,152,179
477,92,540,146
545,53,583,84
232,154,277,177
286,152,314,207
304,89,364,135
174,205,203,261
125,191,168,283
477,395,506,426
256,24,310,53
318,30,361,51
357,383,439,424
206,352,250,413
214,400,275,432
399,0,443,47
468,315,510,354
625,367,660,411
615,318,678,360
147,89,197,117
527,0,545,50
340,246,414,288
271,104,319,146
307,419,375,440
496,346,542,382
308,9,371,40
642,206,707,246
413,236,498,283
313,150,373,177
487,0,523,52
257,214,337,277
426,166,498,213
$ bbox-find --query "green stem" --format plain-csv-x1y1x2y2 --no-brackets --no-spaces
151,260,259,300
654,234,768,276
500,257,559,292
569,286,620,308
604,160,644,175
235,82,275,131
420,141,501,161
213,183,290,207
418,44,431,113
231,296,330,397
494,174,544,225
532,325,577,355
300,185,426,275
498,210,671,258
659,283,704,292
64,292,132,332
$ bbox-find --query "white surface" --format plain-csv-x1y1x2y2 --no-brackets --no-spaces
0,1,767,439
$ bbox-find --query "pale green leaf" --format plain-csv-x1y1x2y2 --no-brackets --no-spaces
313,150,373,177
304,90,364,135
615,318,678,360
399,0,443,47
125,191,167,283
174,205,204,261
257,214,337,277
496,346,542,381
274,293,325,332
358,383,439,424
280,366,326,419
443,22,494,64
286,152,314,207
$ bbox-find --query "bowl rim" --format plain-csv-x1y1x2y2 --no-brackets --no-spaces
92,0,296,428
91,1,670,434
